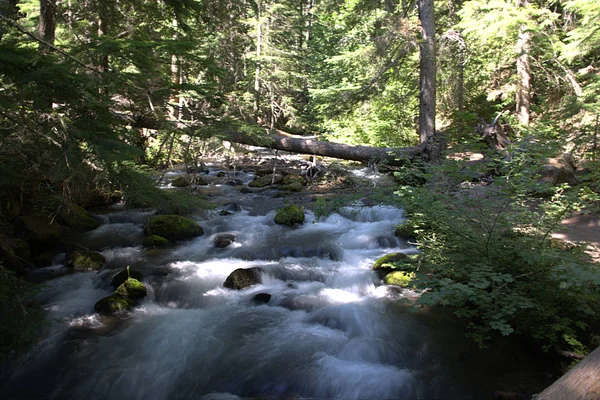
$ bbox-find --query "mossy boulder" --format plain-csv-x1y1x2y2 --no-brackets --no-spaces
115,278,147,299
111,268,143,288
59,202,100,231
249,174,283,188
394,222,417,239
68,250,105,271
373,252,418,280
224,267,263,290
274,205,305,226
17,214,62,243
283,174,305,185
214,234,235,248
384,271,416,287
281,182,303,193
171,176,191,187
144,215,204,241
94,295,135,316
143,235,171,247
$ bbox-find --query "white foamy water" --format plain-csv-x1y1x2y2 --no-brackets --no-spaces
3,201,468,400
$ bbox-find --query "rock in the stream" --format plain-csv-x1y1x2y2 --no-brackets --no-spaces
94,295,136,316
68,250,105,271
58,202,100,231
252,293,271,304
111,268,143,288
115,278,147,299
143,235,171,247
249,174,283,188
171,176,191,187
274,205,305,226
372,252,418,280
214,234,235,248
224,267,263,290
144,215,204,241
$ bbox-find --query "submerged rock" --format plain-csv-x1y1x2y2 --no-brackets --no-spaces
94,295,135,316
144,215,204,241
214,234,235,248
115,278,147,299
224,267,263,290
68,250,105,271
252,293,271,304
274,205,305,226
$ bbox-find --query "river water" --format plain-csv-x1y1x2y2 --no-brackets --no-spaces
1,168,554,400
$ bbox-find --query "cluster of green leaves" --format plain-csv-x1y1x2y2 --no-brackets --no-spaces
395,150,600,353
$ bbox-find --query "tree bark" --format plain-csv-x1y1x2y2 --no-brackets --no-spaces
253,0,263,120
418,0,436,145
121,114,420,166
537,345,600,400
224,130,421,166
516,0,531,126
38,0,56,52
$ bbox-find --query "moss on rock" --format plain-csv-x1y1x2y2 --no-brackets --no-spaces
394,222,416,239
115,278,147,299
249,174,283,188
281,182,303,193
111,268,143,289
144,215,204,241
143,235,170,247
373,252,410,270
68,250,105,271
59,202,100,231
384,271,416,287
274,205,305,226
94,295,135,316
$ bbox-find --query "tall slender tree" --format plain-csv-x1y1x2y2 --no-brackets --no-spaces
418,0,436,145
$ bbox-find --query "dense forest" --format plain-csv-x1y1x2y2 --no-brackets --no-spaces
1,0,600,398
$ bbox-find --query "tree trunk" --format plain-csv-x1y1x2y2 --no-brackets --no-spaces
224,130,421,166
121,114,420,166
254,0,263,120
97,0,109,73
38,0,56,52
516,0,531,126
537,345,600,400
418,0,436,145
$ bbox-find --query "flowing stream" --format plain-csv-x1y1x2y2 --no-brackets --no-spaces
1,168,554,400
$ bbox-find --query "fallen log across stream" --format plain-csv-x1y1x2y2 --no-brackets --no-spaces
537,345,600,400
121,114,422,166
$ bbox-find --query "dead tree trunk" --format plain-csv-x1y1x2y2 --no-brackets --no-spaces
222,129,421,166
537,345,600,400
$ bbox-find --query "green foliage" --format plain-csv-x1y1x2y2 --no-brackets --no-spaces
0,266,45,359
395,152,600,351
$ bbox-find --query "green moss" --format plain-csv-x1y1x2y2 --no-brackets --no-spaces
249,174,283,187
384,271,416,287
281,182,303,193
282,174,305,185
144,215,204,241
115,278,147,299
111,268,143,288
143,235,170,247
373,252,412,270
59,202,100,231
94,295,135,316
274,205,305,226
394,222,416,239
68,250,105,271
